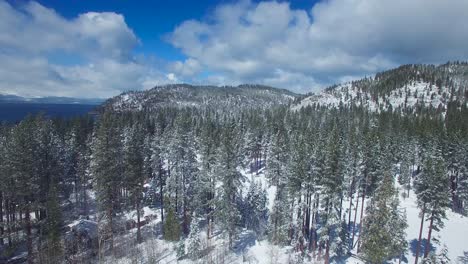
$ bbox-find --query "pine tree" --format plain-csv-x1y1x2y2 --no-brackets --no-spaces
150,128,166,235
175,240,186,259
319,122,345,264
360,171,407,263
196,119,218,239
5,116,39,263
216,120,243,248
398,135,413,198
44,180,63,263
187,215,202,260
244,181,268,237
166,112,199,235
414,144,451,260
92,113,123,253
164,207,181,241
124,123,146,243
266,123,291,245
422,245,451,264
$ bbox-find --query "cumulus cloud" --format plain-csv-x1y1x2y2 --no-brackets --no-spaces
169,58,202,77
169,0,468,93
3,0,468,97
0,1,172,98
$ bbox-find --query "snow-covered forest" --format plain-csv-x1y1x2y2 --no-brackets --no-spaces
1,63,468,264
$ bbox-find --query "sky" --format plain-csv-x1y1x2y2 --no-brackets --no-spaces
1,0,468,99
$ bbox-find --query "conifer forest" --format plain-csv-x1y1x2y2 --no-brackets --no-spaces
1,63,468,264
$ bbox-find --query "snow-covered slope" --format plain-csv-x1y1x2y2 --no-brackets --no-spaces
102,162,468,264
294,63,468,113
294,80,458,112
103,84,298,112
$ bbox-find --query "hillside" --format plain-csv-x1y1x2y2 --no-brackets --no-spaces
294,62,468,113
103,84,298,112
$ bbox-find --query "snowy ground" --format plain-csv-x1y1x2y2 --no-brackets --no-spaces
99,167,468,264
400,186,468,263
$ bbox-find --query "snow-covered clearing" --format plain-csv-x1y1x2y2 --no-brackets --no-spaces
401,186,468,263
101,165,468,264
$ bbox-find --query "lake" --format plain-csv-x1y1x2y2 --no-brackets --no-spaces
0,103,98,122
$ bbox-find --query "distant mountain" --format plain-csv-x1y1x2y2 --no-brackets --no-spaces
103,84,299,112
293,62,468,113
0,94,104,105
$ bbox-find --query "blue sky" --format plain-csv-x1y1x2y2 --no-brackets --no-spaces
1,0,468,98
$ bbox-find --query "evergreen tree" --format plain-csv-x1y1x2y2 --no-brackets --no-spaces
319,122,345,264
244,181,268,237
187,215,202,260
44,180,63,263
150,128,166,235
164,207,181,241
124,123,146,243
414,144,451,259
216,120,243,248
266,124,291,245
92,113,123,253
422,245,451,264
360,171,407,263
5,116,39,263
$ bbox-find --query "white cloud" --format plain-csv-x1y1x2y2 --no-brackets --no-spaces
0,52,172,98
0,1,172,98
169,58,202,77
169,0,468,93
166,73,178,82
3,0,468,97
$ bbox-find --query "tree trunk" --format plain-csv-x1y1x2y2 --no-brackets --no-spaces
356,189,366,252
305,190,311,242
310,207,316,257
356,171,368,253
159,165,165,236
25,204,33,264
183,176,189,236
313,193,320,255
289,199,295,241
82,184,88,217
351,188,360,249
75,173,79,214
324,239,330,264
451,173,458,212
136,196,142,243
108,205,114,253
414,205,426,264
339,194,344,219
347,190,353,230
6,199,12,247
407,181,410,198
424,212,434,258
273,189,280,244
0,191,3,246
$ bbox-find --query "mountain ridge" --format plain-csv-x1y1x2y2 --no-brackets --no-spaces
293,62,468,113
102,62,468,115
0,93,104,105
103,83,300,112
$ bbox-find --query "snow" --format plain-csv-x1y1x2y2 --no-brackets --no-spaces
123,206,160,221
101,163,468,264
293,81,453,113
240,164,276,211
400,185,468,263
243,240,292,264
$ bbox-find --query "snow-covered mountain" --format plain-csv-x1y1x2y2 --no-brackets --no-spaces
0,93,104,105
103,84,298,112
294,62,468,113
